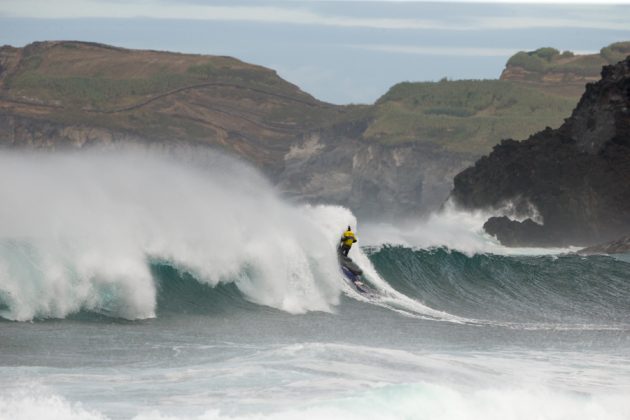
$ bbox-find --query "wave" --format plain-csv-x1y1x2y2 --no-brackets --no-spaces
3,381,629,420
360,201,577,256
1,150,628,327
0,150,352,321
368,246,630,327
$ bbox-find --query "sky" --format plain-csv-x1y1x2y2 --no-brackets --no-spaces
2,0,630,104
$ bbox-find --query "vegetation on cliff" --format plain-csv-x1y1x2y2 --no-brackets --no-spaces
503,42,630,81
0,41,356,171
365,41,629,155
366,79,577,154
1,40,628,219
451,57,630,247
5,40,622,160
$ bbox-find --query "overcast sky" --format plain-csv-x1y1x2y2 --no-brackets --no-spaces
2,0,630,104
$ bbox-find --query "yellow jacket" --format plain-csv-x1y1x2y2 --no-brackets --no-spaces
341,230,357,246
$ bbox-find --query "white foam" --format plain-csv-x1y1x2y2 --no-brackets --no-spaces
0,389,107,420
0,150,349,321
360,200,577,256
2,382,629,420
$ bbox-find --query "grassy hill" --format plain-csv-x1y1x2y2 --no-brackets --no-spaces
365,79,577,154
3,41,320,110
2,40,628,163
1,40,627,217
363,42,630,155
0,41,363,170
504,42,630,81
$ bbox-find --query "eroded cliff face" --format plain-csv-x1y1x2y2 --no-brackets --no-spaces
452,57,630,247
277,121,473,219
0,41,477,219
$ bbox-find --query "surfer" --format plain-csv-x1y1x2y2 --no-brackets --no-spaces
339,226,357,256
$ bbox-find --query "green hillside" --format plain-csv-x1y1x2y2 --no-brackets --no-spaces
365,79,577,154
4,41,305,111
506,42,630,77
3,40,628,159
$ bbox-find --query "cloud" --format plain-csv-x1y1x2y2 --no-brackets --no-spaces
0,1,451,29
346,44,521,57
288,0,630,3
472,15,630,31
1,0,629,31
346,44,598,58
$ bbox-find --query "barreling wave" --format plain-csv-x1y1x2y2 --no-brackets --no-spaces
368,246,630,327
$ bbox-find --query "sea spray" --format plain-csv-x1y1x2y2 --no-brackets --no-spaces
360,200,575,256
0,150,352,320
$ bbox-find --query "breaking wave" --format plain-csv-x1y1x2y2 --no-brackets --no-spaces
0,150,628,330
0,150,352,321
2,382,630,420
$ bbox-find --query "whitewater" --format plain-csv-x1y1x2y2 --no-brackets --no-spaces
1,150,629,420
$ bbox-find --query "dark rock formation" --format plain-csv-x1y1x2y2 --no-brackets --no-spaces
452,57,630,247
579,234,630,255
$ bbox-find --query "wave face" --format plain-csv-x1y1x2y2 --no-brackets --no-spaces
0,150,355,321
1,151,629,420
368,246,630,327
1,150,629,330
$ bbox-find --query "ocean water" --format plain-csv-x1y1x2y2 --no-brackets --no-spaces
1,151,629,420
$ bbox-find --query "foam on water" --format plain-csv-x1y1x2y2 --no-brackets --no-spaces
3,382,629,420
360,200,578,256
0,149,620,327
0,150,354,321
0,149,511,324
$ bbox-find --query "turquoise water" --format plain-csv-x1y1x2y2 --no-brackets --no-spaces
1,151,629,420
2,247,630,420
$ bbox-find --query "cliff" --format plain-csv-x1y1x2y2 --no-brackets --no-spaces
0,40,343,175
0,41,472,217
0,40,607,219
579,235,630,255
451,57,630,247
500,42,630,97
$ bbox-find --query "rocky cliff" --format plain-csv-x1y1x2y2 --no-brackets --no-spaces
0,41,477,218
579,234,630,255
0,40,598,219
277,121,473,219
500,42,630,97
452,57,630,247
0,40,342,176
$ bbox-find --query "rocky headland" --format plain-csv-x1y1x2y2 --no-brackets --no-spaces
452,57,630,247
0,40,624,220
500,42,630,95
579,235,630,255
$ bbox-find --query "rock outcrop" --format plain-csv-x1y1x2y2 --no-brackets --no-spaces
452,57,630,247
0,40,478,218
500,43,630,97
2,40,609,219
579,234,630,255
277,121,473,219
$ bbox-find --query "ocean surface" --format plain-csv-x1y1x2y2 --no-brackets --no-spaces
1,151,629,420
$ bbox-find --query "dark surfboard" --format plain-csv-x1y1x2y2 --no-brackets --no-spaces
338,250,369,293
